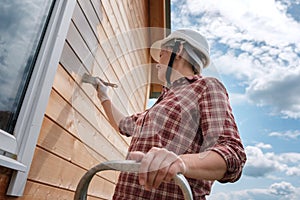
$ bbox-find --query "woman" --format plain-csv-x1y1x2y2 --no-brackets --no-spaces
97,29,246,199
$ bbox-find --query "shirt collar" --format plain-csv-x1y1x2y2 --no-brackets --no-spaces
168,75,200,88
157,75,200,105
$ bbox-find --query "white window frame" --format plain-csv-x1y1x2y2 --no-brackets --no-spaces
0,0,76,196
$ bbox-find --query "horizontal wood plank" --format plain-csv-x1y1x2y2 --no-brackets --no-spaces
97,0,146,110
28,147,115,199
53,64,131,147
18,181,104,200
63,19,141,113
46,88,126,160
38,116,119,182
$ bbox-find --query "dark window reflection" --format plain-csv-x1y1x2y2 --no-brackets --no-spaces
0,0,55,133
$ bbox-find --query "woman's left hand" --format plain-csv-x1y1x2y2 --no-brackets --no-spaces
128,147,186,191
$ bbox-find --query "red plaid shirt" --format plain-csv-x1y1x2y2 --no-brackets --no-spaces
113,75,246,200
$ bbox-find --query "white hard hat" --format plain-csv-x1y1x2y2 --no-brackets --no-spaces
150,29,210,72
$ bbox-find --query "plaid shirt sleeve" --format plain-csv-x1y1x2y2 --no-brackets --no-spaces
199,78,247,183
118,112,144,137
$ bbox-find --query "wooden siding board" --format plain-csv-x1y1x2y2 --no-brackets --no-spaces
118,1,139,36
60,42,83,76
100,0,146,110
23,181,104,200
107,0,146,83
114,1,148,108
62,26,138,115
72,3,99,53
54,67,128,150
115,0,148,94
2,180,104,200
77,0,100,42
28,147,115,199
46,89,126,160
66,22,92,69
99,14,142,111
75,0,139,112
90,0,103,22
38,116,118,182
53,65,130,154
62,34,131,116
59,43,132,145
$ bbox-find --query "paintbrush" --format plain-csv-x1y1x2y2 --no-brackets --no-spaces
82,73,118,88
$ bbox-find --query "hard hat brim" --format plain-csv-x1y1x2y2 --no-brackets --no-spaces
150,39,166,63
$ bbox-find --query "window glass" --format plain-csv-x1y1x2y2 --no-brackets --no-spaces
0,0,55,133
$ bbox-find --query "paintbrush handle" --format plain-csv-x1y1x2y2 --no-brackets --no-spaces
82,73,118,88
98,78,118,88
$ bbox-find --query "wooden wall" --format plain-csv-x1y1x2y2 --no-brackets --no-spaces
6,0,150,199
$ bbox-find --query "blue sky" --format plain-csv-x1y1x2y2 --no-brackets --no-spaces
164,0,300,199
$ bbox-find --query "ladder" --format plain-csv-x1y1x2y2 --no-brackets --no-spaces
74,160,194,200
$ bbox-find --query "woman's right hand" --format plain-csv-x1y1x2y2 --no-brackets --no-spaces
96,79,110,103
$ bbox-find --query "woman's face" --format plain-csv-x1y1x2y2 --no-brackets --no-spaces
156,48,172,82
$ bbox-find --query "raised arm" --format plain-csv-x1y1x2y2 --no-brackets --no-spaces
96,80,126,132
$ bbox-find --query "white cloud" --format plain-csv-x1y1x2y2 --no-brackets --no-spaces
208,181,299,200
244,145,300,177
269,130,300,140
286,165,300,176
244,146,284,177
246,66,300,119
172,0,300,119
186,0,300,45
272,152,300,164
270,181,296,196
255,142,273,149
228,93,248,106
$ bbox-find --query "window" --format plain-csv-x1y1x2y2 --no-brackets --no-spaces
0,0,76,196
0,0,55,133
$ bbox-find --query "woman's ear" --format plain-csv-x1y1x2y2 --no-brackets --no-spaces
176,44,184,59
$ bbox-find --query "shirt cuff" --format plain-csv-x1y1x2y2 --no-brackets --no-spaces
118,112,143,137
207,145,245,183
118,117,132,137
